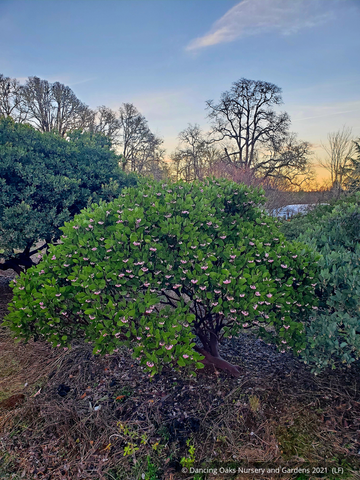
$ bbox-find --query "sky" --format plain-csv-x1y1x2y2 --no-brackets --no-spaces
0,0,360,183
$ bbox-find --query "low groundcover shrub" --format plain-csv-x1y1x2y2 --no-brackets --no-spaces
5,178,318,376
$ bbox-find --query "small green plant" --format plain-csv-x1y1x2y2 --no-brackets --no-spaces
180,438,196,470
151,441,160,451
116,422,142,457
106,452,162,480
116,422,163,463
157,425,170,443
123,442,139,456
216,435,228,444
143,455,160,480
249,394,260,413
114,385,133,402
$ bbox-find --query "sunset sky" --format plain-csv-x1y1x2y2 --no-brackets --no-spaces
1,0,360,183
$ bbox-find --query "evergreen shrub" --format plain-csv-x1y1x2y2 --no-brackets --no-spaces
0,117,137,273
294,196,360,371
5,178,318,375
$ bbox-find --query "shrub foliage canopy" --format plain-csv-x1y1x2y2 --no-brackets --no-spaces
290,195,360,371
0,117,137,273
6,178,318,375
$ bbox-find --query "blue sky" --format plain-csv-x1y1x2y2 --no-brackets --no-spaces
1,0,360,181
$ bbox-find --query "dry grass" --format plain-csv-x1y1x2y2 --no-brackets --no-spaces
0,330,60,403
1,338,359,479
0,272,61,407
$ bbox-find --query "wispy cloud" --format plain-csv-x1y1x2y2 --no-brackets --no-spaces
15,74,97,88
293,109,359,122
186,0,337,51
68,77,97,87
290,100,360,123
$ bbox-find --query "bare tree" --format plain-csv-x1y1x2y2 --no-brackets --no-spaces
118,103,167,177
89,105,121,143
128,130,166,177
345,139,360,192
320,126,355,196
51,81,91,136
206,78,291,168
21,77,56,132
0,74,28,122
256,133,314,187
119,103,149,165
170,124,220,182
21,76,91,136
205,78,312,185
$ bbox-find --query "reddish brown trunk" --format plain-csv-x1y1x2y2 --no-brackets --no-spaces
194,345,243,377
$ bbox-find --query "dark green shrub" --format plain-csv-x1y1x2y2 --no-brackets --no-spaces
5,178,318,375
0,117,137,273
289,196,360,371
280,193,360,242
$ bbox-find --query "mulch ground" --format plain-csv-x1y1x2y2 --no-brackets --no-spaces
0,272,360,480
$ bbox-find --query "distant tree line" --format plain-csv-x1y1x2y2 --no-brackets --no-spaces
0,74,169,180
1,73,359,193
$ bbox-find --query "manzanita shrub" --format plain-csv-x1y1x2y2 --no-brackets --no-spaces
5,178,319,376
